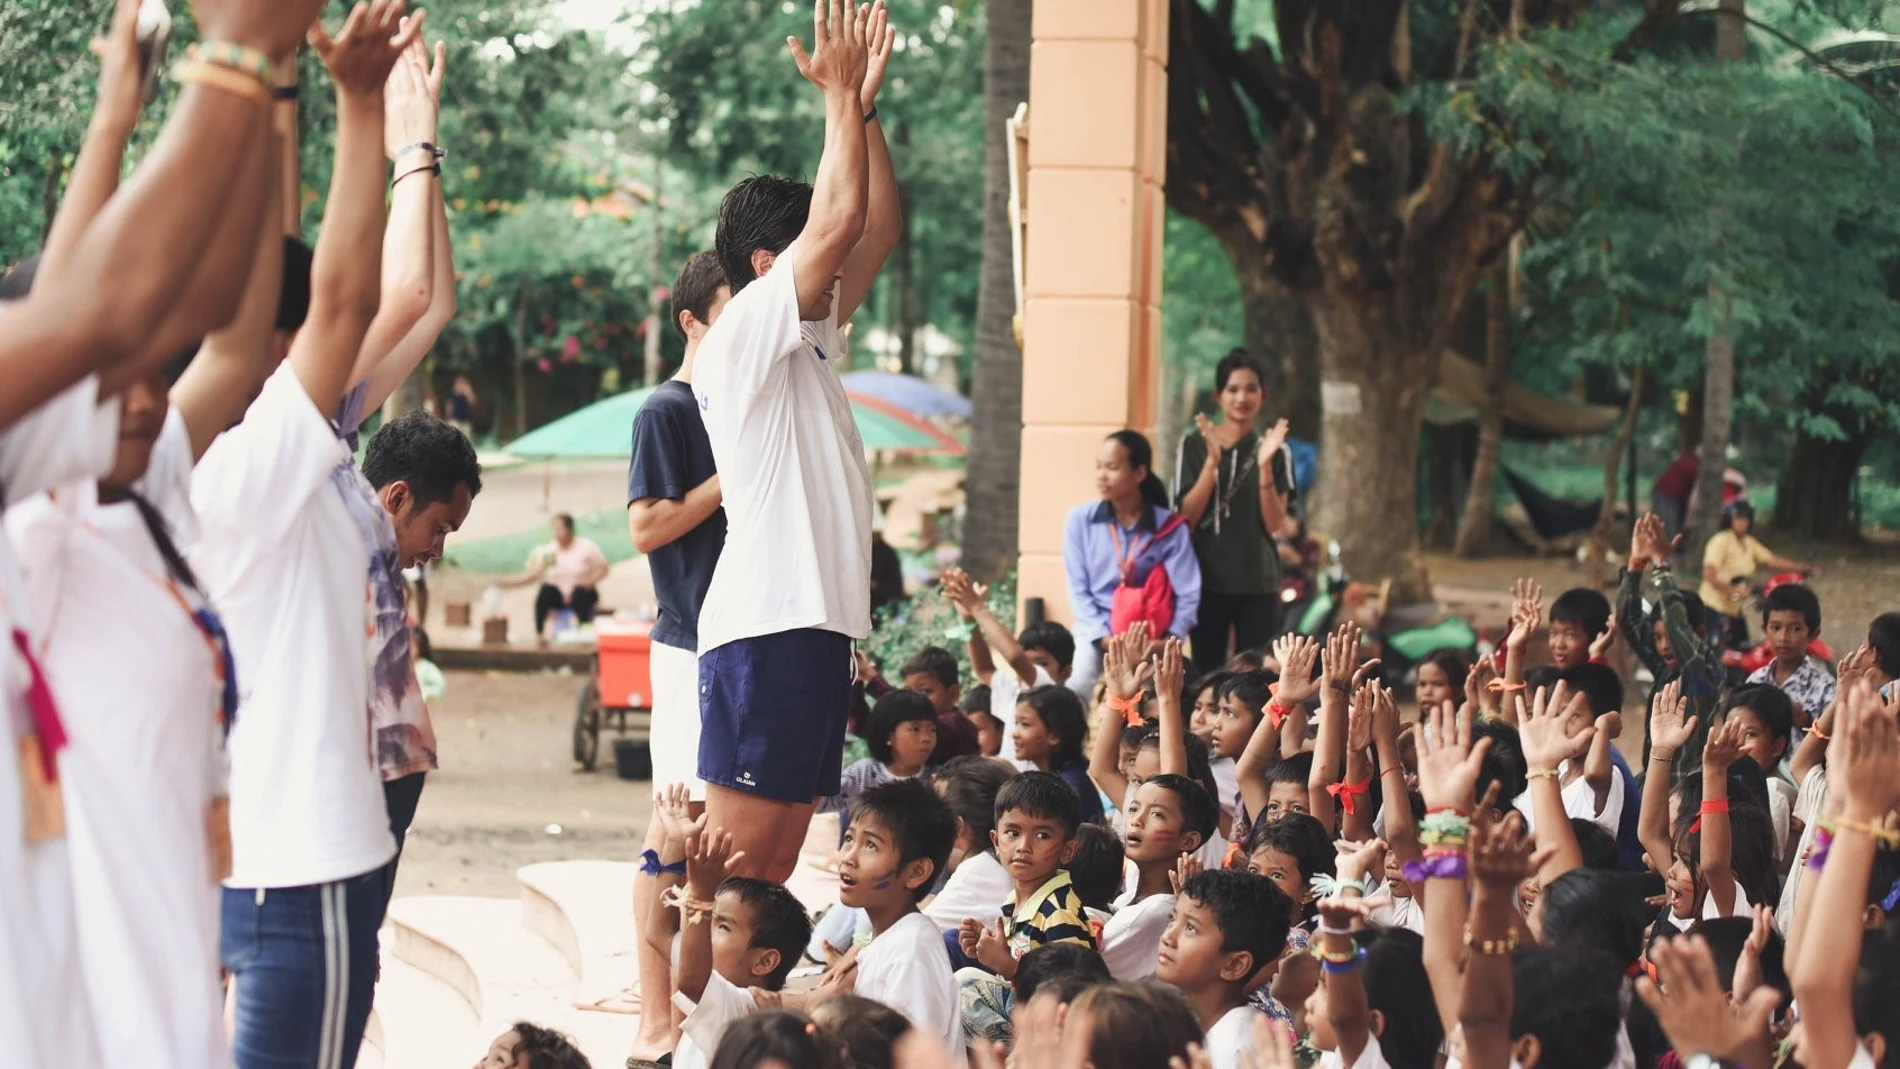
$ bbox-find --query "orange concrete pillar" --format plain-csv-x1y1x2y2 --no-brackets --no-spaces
1016,0,1168,627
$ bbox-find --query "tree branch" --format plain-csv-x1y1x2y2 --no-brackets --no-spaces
1685,8,1900,125
1611,0,1688,63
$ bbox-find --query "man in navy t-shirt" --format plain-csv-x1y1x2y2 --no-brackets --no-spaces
621,250,728,1064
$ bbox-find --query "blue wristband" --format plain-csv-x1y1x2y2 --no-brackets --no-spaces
639,849,686,877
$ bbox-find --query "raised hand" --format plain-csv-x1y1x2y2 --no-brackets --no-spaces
1170,851,1203,895
1103,626,1154,704
310,1,424,98
1648,678,1698,759
1837,679,1900,822
1631,513,1680,570
1321,622,1364,697
1466,654,1500,718
1702,716,1748,774
1589,624,1617,663
1636,936,1781,1065
789,0,870,97
1731,905,1773,1004
384,20,445,159
1518,683,1594,771
858,0,896,112
1332,837,1386,886
1258,417,1292,464
1346,686,1376,754
1274,633,1322,706
653,782,702,851
1469,811,1541,892
1506,578,1544,652
1195,413,1224,470
1415,700,1493,814
1371,684,1402,747
684,827,747,900
940,567,980,617
1155,638,1185,704
91,0,146,135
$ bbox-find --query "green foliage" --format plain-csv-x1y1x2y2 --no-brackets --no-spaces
861,571,1017,691
0,1,118,265
441,499,636,574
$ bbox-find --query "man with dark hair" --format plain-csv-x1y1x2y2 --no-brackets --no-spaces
622,250,731,1063
692,0,906,884
361,412,483,915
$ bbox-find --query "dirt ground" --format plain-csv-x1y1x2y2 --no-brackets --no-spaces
393,668,655,900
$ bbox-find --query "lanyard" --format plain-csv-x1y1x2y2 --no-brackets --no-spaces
10,629,65,781
1106,517,1151,584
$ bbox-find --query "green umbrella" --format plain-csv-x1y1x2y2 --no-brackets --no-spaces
506,384,964,459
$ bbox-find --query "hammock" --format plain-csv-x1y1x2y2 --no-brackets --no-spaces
1500,466,1601,543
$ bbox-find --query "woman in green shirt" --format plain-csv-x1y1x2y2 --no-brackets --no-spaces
1172,350,1296,672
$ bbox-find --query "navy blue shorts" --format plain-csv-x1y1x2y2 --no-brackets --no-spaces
697,628,856,803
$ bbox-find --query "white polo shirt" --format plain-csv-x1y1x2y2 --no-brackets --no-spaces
692,240,873,654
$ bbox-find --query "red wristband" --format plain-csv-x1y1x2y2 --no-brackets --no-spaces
1266,702,1295,730
1326,778,1371,816
1699,798,1729,815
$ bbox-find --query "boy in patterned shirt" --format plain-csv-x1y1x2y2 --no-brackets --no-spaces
1746,583,1835,729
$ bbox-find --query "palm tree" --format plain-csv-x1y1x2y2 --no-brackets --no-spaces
963,0,1033,581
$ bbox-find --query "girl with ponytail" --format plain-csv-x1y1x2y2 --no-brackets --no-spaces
1060,429,1204,695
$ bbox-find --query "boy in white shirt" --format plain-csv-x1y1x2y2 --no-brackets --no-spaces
1156,869,1294,1069
1103,774,1215,981
941,567,1074,768
831,778,964,1059
641,809,813,1069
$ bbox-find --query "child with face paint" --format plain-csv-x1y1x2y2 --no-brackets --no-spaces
1100,773,1216,981
834,778,964,1060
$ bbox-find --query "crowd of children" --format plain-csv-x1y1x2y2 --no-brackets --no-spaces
569,515,1900,1069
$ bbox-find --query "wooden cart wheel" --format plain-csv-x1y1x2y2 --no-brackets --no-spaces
573,679,603,771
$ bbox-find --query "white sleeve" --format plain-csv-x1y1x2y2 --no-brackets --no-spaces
191,365,348,544
864,953,958,1054
0,375,119,505
673,972,757,1057
1100,898,1172,981
922,855,1007,932
714,242,813,397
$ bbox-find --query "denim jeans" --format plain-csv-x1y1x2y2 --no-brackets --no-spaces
221,870,383,1069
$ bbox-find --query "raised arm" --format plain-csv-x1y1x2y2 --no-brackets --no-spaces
1641,680,1697,876
1339,694,1378,843
1501,579,1542,700
1306,627,1356,829
642,785,698,963
292,5,424,417
1790,682,1900,1069
37,0,146,279
677,829,748,1004
1618,516,1672,676
1416,699,1494,1037
945,568,1034,687
1371,689,1422,893
350,33,453,410
1518,685,1590,887
831,0,900,325
1459,815,1535,1069
1175,421,1220,528
1087,628,1144,804
171,124,284,459
1699,718,1746,918
1154,638,1190,776
0,0,326,427
785,0,871,320
1255,420,1291,537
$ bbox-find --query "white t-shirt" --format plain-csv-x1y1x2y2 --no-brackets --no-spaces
1318,1034,1393,1069
924,849,1012,933
670,971,758,1069
856,911,964,1060
1511,763,1623,836
1665,880,1755,931
1205,1005,1268,1069
1101,889,1174,981
190,366,395,888
1210,756,1241,816
1777,766,1828,932
692,241,873,653
7,410,231,1069
1768,776,1796,861
992,660,1054,767
0,374,118,1069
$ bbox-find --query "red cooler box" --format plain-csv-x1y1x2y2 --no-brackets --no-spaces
595,618,655,710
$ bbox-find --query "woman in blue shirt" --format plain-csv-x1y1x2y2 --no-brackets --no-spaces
1062,430,1203,694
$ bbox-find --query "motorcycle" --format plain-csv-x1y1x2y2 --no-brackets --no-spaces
1292,540,1479,681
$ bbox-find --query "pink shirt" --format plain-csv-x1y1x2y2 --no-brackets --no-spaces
534,536,609,597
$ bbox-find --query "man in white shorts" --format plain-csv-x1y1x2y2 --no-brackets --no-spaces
622,250,728,1064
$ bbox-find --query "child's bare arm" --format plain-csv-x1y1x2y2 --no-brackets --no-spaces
1700,718,1746,918
1154,639,1190,776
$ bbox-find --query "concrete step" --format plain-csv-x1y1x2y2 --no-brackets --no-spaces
386,895,637,1069
518,860,638,1004
357,941,482,1069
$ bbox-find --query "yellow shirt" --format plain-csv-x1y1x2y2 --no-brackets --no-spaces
1700,530,1775,615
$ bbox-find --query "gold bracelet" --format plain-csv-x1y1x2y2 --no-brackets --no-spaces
190,42,276,83
1313,943,1360,965
1526,768,1560,780
1462,924,1520,956
175,63,273,107
1822,816,1900,849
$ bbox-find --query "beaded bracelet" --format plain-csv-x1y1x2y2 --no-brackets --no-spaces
190,42,275,83
1319,945,1368,974
174,63,273,107
1821,816,1900,849
1463,924,1519,956
1310,874,1370,899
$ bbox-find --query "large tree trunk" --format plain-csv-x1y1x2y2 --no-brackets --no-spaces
1690,0,1746,563
1587,365,1647,588
1773,426,1863,541
1233,257,1320,442
1309,292,1433,603
962,0,1032,582
1454,262,1510,557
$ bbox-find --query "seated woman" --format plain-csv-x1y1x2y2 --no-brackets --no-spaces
499,512,611,638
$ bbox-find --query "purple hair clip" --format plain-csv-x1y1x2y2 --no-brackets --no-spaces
1882,879,1900,914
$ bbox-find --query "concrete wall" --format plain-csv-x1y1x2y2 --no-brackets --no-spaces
1016,0,1168,625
